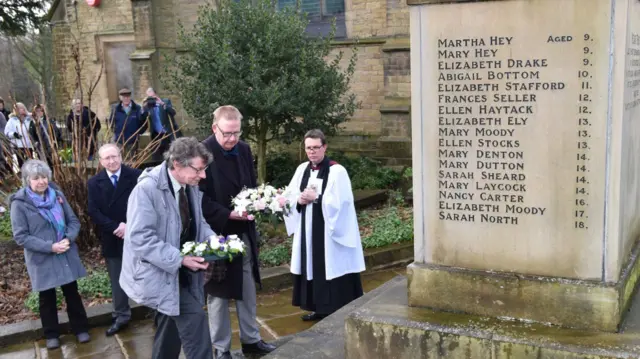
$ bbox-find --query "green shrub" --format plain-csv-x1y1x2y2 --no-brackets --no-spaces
258,239,292,267
24,271,112,313
328,151,401,190
77,271,112,298
0,214,12,239
264,152,299,188
361,208,413,249
25,288,63,314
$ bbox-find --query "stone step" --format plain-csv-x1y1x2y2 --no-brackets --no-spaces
345,277,640,359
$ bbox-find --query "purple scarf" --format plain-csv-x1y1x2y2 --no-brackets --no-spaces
26,187,66,242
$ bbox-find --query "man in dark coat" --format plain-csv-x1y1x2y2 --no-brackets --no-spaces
199,105,276,359
87,143,142,336
108,88,148,157
142,91,182,162
67,100,101,160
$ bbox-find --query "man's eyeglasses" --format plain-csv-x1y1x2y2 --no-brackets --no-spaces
305,146,324,152
216,125,242,139
189,164,208,174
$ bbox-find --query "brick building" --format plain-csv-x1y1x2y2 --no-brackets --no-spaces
47,0,411,165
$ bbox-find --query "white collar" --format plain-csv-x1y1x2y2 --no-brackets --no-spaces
106,168,122,179
168,169,184,193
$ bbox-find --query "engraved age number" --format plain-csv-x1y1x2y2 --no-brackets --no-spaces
575,33,593,230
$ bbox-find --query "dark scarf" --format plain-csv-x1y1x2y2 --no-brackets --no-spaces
298,156,335,280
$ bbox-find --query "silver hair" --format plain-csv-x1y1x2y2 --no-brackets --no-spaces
164,137,213,169
98,143,121,158
21,160,52,188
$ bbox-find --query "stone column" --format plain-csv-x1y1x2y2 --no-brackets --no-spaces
129,0,156,100
407,0,640,332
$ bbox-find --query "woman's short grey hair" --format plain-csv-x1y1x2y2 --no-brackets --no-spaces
164,137,213,169
21,160,52,188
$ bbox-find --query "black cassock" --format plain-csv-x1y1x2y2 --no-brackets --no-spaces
292,157,363,315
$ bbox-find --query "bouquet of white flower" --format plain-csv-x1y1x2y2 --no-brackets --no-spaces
180,234,246,262
231,184,292,224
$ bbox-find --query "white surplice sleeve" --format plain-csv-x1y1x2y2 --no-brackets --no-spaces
322,165,359,248
283,162,308,236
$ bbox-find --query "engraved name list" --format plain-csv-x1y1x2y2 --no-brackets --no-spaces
434,34,599,231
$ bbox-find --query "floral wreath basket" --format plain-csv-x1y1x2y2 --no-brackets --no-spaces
180,234,246,283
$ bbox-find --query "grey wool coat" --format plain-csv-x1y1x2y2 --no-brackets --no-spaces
119,162,216,316
10,187,86,292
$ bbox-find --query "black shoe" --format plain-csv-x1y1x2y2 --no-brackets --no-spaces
76,332,91,343
242,340,276,354
106,321,128,336
46,338,60,350
301,312,328,321
215,350,232,359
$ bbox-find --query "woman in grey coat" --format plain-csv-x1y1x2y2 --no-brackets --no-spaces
10,160,90,350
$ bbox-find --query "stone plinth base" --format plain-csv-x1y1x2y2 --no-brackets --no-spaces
345,278,640,359
406,243,640,332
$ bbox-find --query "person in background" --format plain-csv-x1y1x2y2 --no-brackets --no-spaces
66,99,101,160
142,89,182,162
200,105,276,359
5,102,34,169
283,129,365,322
87,144,142,337
10,160,91,350
120,137,216,359
30,104,62,169
0,98,10,120
0,110,8,178
108,88,147,157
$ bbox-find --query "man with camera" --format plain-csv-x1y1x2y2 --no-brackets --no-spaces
143,88,182,162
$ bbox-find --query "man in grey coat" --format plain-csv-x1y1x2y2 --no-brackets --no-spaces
119,137,216,359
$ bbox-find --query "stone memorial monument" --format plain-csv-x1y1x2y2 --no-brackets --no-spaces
345,0,640,357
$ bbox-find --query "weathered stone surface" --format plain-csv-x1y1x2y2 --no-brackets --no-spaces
346,278,640,359
407,0,640,331
263,274,407,359
407,241,640,332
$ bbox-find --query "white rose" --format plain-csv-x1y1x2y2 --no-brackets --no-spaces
194,242,208,256
269,200,282,213
181,241,195,255
209,237,221,250
229,240,245,252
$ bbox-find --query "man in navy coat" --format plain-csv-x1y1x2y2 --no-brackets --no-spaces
200,105,275,359
87,143,142,336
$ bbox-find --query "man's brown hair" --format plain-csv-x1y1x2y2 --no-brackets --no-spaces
303,129,326,145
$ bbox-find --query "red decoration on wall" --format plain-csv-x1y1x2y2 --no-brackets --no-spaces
86,0,100,7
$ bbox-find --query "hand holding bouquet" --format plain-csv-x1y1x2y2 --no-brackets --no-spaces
232,184,292,224
180,234,246,262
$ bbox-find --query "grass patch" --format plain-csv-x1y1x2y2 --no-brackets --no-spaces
359,206,413,249
0,214,12,240
258,239,292,267
24,270,112,313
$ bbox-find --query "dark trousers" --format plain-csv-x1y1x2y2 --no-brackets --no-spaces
39,281,89,339
152,286,213,359
106,257,131,324
15,148,31,170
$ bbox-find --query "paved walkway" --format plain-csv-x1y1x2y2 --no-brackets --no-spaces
0,268,405,358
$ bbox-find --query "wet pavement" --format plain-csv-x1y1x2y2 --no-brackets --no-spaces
0,267,406,358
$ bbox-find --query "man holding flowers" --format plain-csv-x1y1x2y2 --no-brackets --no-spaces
199,105,275,359
119,137,216,359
